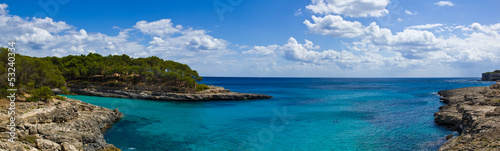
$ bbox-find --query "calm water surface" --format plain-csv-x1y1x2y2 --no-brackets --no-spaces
66,78,494,151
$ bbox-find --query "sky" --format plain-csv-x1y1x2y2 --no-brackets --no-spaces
1,0,500,77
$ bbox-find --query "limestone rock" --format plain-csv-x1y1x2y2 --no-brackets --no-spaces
61,142,77,151
481,73,500,81
0,97,123,151
71,85,272,101
435,86,500,150
36,139,61,150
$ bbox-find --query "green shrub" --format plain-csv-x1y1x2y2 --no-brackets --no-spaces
0,86,8,99
54,95,66,101
196,84,210,91
27,82,35,89
31,86,53,102
20,135,38,144
60,86,69,96
27,97,38,102
17,86,27,95
486,70,500,74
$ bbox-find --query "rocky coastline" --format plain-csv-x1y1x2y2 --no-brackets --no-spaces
0,97,123,151
69,86,272,101
435,82,500,150
481,73,500,81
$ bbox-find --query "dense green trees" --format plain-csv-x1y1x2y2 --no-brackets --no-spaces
196,84,209,91
47,52,202,87
0,48,65,88
0,47,204,98
0,48,65,99
486,70,500,74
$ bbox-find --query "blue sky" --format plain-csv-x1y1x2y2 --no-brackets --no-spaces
1,0,500,77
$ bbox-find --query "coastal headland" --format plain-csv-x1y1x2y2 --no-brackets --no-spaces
435,81,500,150
0,96,123,151
0,48,272,150
69,85,272,101
481,70,500,81
0,48,273,102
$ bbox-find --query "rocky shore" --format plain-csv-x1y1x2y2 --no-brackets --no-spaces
70,86,272,101
0,96,123,151
435,83,500,150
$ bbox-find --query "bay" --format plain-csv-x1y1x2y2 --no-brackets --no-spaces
66,77,494,150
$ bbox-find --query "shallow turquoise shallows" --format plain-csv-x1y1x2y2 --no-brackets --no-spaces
66,78,494,151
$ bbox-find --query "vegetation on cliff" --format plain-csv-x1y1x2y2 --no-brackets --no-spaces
485,70,500,74
0,47,205,100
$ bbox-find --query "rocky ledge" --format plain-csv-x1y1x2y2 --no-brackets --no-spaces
435,82,500,150
70,86,272,101
481,72,500,81
0,97,123,151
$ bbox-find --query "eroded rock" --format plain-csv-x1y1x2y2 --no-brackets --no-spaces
436,86,500,150
36,139,61,150
0,97,123,151
71,86,272,101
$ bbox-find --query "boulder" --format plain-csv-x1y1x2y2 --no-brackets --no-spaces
61,142,77,151
36,139,61,150
52,88,62,94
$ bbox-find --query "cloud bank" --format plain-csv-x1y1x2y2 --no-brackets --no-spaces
1,1,500,77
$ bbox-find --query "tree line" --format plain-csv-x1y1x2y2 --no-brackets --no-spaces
0,47,207,100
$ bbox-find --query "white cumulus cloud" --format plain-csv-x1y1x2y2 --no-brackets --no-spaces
243,45,280,56
306,0,389,17
434,1,455,7
304,15,365,38
280,37,424,69
0,3,8,15
0,3,230,59
134,19,182,37
302,13,500,67
461,22,500,36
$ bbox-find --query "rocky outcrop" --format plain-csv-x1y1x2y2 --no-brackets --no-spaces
0,97,123,151
481,73,500,81
435,86,500,150
70,86,272,101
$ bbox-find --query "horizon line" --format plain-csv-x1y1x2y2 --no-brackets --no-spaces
200,76,484,79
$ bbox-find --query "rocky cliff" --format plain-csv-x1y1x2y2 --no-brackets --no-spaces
435,83,500,150
0,97,123,151
481,73,500,81
70,86,272,101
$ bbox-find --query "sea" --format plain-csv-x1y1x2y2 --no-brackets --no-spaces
66,77,494,151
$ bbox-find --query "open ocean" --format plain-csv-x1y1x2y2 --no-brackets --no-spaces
66,77,494,151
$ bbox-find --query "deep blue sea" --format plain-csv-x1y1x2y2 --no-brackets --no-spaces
66,78,494,151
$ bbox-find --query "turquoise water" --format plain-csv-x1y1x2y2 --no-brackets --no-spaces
67,78,494,151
